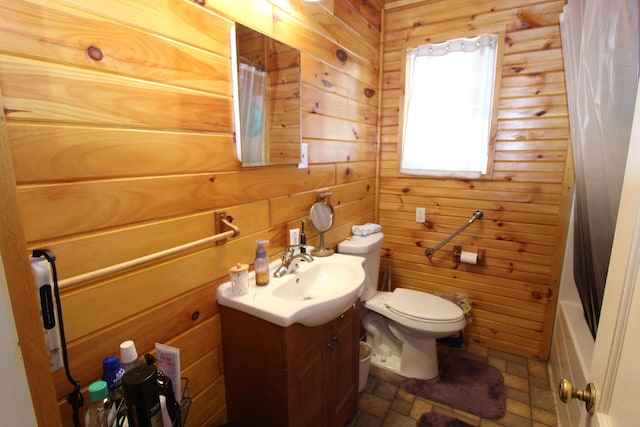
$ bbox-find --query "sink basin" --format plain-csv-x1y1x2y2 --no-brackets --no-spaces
272,263,359,301
217,253,365,327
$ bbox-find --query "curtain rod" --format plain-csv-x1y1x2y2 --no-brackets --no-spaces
238,55,265,71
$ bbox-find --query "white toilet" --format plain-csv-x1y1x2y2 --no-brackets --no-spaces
338,232,466,380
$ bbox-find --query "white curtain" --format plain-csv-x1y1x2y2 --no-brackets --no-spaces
238,63,267,166
561,0,639,337
400,34,498,176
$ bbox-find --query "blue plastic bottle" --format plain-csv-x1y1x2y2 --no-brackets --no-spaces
102,356,126,423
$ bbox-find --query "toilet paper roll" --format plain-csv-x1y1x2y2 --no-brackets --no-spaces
459,251,478,265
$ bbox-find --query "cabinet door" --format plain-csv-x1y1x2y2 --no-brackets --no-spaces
330,305,359,426
288,327,332,427
220,307,289,426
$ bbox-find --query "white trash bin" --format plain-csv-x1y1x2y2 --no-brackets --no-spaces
358,341,372,393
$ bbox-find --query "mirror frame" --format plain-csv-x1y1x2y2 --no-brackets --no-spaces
231,23,302,167
310,202,335,257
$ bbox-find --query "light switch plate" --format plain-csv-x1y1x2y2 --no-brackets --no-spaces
298,143,308,168
416,207,426,222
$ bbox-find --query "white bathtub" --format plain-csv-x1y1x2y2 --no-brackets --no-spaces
550,301,594,426
549,209,595,426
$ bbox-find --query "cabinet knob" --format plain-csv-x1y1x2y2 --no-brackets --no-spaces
327,341,337,350
332,336,340,343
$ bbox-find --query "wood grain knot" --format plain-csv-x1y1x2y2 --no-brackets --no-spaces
87,45,103,61
364,88,376,98
191,311,200,321
335,49,348,63
193,0,206,5
209,175,216,182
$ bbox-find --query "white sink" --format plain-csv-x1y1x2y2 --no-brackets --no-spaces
217,253,365,327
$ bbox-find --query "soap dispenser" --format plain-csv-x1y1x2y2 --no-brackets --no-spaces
254,240,270,286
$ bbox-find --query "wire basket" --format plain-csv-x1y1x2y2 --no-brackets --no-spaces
176,377,192,427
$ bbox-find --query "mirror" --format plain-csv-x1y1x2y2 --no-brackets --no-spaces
309,202,335,257
232,23,302,167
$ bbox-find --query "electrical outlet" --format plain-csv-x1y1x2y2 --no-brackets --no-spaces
416,207,426,222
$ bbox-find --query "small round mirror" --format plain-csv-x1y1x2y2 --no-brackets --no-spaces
309,202,334,257
310,202,334,232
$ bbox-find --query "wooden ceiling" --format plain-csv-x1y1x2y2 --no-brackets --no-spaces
381,0,426,10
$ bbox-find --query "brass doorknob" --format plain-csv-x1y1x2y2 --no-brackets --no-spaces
559,379,596,414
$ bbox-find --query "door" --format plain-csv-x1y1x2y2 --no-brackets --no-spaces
563,81,640,425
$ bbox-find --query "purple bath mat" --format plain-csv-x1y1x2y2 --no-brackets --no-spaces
416,412,474,427
402,351,505,419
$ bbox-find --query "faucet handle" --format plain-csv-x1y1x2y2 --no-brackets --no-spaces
279,246,296,263
284,245,301,257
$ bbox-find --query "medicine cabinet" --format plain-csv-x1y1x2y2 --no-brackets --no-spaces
232,23,302,167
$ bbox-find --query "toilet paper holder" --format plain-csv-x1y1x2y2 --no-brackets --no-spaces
452,245,485,265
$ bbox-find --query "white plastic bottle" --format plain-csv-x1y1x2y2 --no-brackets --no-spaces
120,340,144,372
84,380,109,427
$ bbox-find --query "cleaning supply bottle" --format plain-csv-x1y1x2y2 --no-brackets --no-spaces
84,380,110,427
101,356,126,424
120,340,144,372
300,220,307,254
254,240,270,286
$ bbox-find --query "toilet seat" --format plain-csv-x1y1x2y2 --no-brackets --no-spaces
386,288,464,323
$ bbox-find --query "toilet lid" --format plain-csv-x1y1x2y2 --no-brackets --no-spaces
386,288,463,322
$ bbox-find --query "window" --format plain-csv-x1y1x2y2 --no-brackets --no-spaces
400,33,501,177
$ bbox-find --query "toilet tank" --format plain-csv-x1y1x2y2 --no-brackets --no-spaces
337,233,384,301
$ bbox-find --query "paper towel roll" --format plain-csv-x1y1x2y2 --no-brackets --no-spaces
460,251,478,265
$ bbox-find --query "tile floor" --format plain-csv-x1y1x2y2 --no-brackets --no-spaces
348,343,558,427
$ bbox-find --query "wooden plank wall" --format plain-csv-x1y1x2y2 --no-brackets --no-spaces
380,0,573,360
0,0,381,425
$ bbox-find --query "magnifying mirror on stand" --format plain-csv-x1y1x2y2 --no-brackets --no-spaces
309,200,335,257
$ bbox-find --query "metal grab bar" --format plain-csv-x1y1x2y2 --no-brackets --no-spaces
58,214,239,289
425,210,483,258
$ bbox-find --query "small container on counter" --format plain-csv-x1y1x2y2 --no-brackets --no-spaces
229,263,249,296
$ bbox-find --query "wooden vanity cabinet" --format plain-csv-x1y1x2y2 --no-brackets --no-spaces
220,302,360,427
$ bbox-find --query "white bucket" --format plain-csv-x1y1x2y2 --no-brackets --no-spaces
358,341,372,393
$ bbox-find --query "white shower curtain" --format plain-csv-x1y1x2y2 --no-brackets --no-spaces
560,0,639,337
238,63,267,166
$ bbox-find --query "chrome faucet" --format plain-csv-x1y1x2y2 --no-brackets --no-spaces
273,246,313,277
